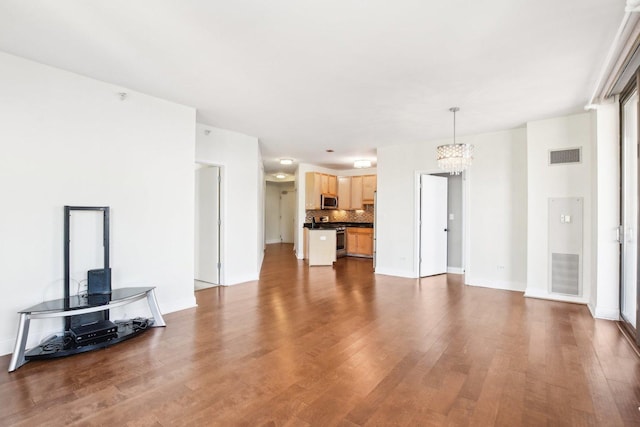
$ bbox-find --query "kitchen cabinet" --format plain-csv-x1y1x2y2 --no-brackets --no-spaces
338,176,351,210
305,172,337,209
362,175,377,204
337,175,364,210
321,174,337,195
346,227,373,257
303,228,308,259
351,176,363,210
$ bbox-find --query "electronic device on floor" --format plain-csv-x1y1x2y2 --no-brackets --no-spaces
70,319,117,346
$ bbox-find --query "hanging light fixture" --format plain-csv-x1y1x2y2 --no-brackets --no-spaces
436,107,473,175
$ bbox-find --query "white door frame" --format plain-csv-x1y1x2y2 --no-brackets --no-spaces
414,169,469,279
195,161,225,286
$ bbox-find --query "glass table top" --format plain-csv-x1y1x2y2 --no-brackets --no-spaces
19,287,154,314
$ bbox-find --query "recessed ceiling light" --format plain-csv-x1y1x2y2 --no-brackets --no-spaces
354,160,372,168
275,173,287,179
279,158,294,165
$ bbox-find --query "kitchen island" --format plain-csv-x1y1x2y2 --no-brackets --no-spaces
303,222,374,260
307,228,337,266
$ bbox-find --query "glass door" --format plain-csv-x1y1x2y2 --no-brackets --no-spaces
620,85,639,342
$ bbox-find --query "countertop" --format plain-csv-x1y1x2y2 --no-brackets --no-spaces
303,222,373,229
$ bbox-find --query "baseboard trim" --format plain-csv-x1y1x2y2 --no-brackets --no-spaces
223,273,260,286
374,267,416,279
524,287,589,305
593,306,620,320
465,277,526,292
447,267,464,274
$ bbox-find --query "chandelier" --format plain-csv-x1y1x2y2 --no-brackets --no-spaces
436,107,473,175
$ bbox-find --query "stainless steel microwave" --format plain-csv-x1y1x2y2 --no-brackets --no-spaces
321,194,338,209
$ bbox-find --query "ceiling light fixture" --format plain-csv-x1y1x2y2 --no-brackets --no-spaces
275,173,286,179
354,160,372,168
279,158,294,165
436,107,473,175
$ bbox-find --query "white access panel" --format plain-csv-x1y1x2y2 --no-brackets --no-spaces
548,198,583,296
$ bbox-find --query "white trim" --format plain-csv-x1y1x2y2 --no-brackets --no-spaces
588,12,640,105
159,297,198,315
593,306,621,320
223,273,260,286
265,238,282,244
463,170,471,285
524,287,589,304
447,267,464,274
0,338,16,358
466,278,526,292
374,268,417,279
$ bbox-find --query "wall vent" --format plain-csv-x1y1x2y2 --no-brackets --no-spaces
548,198,583,297
551,253,580,295
549,148,581,165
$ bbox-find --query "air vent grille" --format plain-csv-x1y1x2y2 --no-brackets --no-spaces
549,148,581,165
551,253,580,295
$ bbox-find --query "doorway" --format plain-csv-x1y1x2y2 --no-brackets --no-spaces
417,172,465,277
265,181,296,244
620,80,639,344
195,164,221,289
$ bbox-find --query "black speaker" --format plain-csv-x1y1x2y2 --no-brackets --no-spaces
87,268,111,295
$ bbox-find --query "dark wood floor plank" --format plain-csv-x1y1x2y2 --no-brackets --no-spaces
0,243,638,426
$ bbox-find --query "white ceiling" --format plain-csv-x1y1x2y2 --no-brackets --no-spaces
0,0,625,175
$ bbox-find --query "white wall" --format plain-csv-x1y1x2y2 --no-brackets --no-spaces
0,52,197,356
592,101,621,319
525,112,595,303
465,129,528,290
195,123,263,285
376,128,528,290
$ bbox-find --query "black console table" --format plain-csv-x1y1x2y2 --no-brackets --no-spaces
8,286,165,372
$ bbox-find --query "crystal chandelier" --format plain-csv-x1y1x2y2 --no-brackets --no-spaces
436,107,473,175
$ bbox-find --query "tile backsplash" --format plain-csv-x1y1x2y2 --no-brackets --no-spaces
305,205,374,223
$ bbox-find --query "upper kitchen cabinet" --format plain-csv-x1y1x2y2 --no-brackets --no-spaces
338,176,352,210
336,175,370,210
321,174,337,196
351,176,363,210
362,175,377,204
305,172,337,209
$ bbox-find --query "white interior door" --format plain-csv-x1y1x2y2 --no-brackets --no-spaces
621,90,638,328
420,174,448,277
195,165,220,285
280,190,295,243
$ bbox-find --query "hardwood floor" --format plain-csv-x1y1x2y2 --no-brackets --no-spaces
1,243,639,426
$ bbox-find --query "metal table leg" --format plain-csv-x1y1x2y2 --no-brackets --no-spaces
8,313,31,372
146,288,166,327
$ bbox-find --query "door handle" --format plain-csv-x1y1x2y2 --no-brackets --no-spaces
444,228,448,232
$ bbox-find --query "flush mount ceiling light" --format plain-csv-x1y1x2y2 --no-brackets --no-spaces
436,107,474,175
354,160,372,168
279,158,294,165
274,173,287,179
